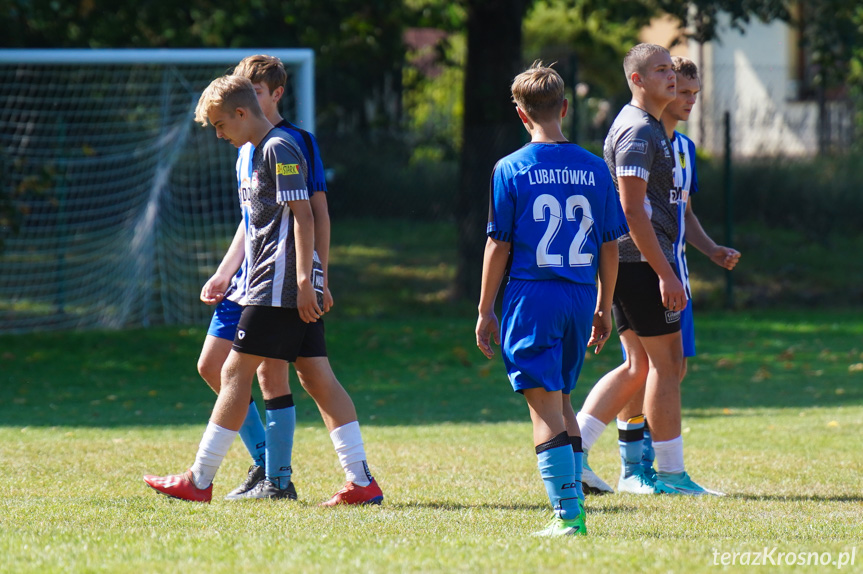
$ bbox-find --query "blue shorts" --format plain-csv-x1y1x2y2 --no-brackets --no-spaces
501,279,596,394
207,299,243,341
680,299,695,357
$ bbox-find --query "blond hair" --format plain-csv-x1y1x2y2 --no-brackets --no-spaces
671,56,699,81
623,43,670,86
233,54,287,94
194,75,263,127
510,60,565,122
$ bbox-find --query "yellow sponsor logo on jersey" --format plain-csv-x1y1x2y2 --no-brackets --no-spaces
276,163,300,176
678,151,686,169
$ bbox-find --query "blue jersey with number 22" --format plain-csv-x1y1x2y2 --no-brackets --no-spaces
487,142,628,284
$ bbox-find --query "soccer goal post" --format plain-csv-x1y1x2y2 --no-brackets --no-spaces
0,48,315,332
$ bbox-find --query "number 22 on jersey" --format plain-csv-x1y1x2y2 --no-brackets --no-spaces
533,193,595,268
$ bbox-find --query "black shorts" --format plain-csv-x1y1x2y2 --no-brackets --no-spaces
612,262,681,337
233,305,327,362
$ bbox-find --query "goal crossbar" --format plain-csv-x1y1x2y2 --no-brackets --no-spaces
0,48,315,132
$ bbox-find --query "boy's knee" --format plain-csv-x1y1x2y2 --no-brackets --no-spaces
197,356,221,391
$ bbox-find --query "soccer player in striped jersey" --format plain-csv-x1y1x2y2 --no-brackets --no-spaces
145,74,322,502
190,55,382,505
577,54,740,496
476,62,628,536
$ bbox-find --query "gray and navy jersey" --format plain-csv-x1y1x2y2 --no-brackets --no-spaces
237,129,322,308
603,104,679,264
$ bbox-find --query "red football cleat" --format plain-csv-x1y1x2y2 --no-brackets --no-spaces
320,478,383,506
143,469,212,503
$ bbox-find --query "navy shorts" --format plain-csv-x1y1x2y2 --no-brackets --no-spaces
207,298,243,340
501,279,595,394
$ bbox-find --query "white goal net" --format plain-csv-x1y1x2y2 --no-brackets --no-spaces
0,48,314,332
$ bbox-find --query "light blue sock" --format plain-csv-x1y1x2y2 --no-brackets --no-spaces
536,433,580,520
642,421,655,472
618,416,645,478
264,394,295,489
569,435,585,501
238,398,266,467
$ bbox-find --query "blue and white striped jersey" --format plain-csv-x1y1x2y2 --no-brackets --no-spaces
671,130,698,299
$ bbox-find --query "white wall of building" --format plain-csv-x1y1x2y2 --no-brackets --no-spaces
688,15,822,157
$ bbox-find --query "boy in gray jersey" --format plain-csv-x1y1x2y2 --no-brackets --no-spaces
144,75,323,502
578,56,737,496
198,55,383,505
576,44,720,496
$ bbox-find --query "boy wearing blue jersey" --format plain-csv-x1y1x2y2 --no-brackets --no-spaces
577,52,738,496
192,56,382,505
476,62,628,537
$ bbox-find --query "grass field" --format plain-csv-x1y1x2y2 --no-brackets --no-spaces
1,308,862,573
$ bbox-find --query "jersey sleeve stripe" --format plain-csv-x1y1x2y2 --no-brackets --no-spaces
616,166,650,180
277,189,310,203
487,229,512,242
603,223,630,243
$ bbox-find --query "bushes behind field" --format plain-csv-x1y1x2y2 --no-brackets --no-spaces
689,153,863,309
321,130,863,235
695,153,863,236
318,132,458,221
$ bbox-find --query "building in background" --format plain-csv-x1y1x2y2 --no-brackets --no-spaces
642,10,854,157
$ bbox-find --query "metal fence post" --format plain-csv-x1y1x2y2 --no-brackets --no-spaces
723,111,734,309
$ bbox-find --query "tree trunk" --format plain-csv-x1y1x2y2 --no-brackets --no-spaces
454,0,531,300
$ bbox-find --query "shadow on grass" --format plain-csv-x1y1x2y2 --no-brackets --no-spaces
1,310,862,428
380,501,640,514
733,494,863,503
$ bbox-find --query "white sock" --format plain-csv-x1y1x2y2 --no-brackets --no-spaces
653,435,685,474
329,421,371,487
190,421,237,489
576,411,607,452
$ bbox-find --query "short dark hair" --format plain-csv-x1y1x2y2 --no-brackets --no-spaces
233,54,288,94
672,56,699,81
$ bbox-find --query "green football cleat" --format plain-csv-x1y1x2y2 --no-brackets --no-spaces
532,504,587,537
657,471,725,496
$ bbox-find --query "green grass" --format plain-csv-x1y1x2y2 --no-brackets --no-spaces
1,310,862,572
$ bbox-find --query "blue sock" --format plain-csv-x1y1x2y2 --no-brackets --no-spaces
642,421,655,472
536,432,580,520
569,435,585,501
264,394,296,490
618,415,645,478
238,398,266,467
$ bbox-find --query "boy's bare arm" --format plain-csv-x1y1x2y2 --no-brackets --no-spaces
684,200,740,270
290,199,323,323
201,222,245,305
618,175,685,310
476,237,510,359
310,192,333,311
588,240,619,354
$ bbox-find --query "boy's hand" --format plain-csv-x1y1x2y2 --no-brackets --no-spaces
476,311,501,359
322,286,334,313
588,309,612,354
711,246,741,270
200,273,231,305
297,279,323,323
659,273,687,312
